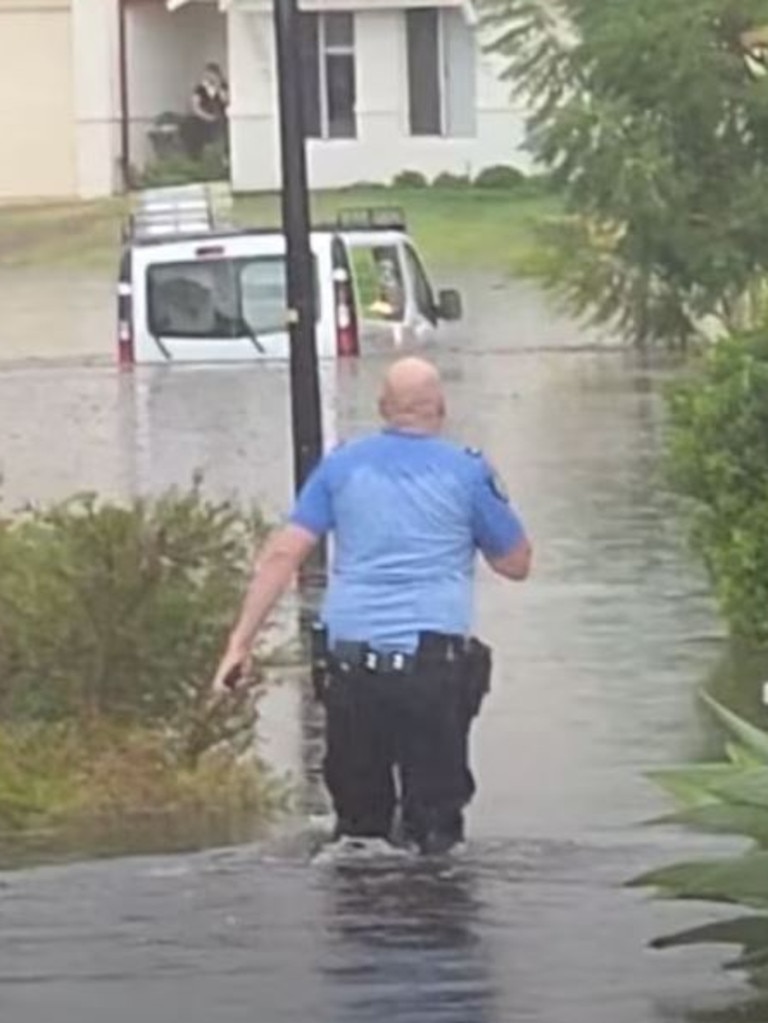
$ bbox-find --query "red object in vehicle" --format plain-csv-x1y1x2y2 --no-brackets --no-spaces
331,237,359,357
195,245,226,258
117,269,134,368
118,318,134,367
333,268,359,357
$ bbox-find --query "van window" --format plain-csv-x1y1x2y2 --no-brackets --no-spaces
147,257,319,339
349,244,405,322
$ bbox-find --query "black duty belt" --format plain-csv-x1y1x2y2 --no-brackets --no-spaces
329,632,469,675
331,645,416,674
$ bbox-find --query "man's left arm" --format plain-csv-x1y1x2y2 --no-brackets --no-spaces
212,462,334,693
470,457,532,582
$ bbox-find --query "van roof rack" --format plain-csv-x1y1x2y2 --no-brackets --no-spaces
336,206,406,232
124,182,234,243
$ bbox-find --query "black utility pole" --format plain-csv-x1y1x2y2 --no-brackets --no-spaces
273,0,327,596
273,0,324,497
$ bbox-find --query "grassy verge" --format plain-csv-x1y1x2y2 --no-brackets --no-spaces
0,185,561,275
0,720,284,839
0,486,288,859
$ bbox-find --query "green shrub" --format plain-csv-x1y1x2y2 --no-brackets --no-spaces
666,330,768,644
0,482,270,761
630,695,768,985
138,142,229,188
474,165,527,190
0,720,283,836
0,485,292,848
392,170,428,189
432,172,471,190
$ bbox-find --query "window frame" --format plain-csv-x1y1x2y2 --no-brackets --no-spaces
405,7,446,138
405,8,477,140
302,12,357,141
402,242,438,325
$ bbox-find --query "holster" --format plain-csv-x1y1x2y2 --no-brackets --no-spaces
310,621,331,703
463,637,492,719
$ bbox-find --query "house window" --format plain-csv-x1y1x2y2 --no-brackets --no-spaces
300,12,357,140
405,8,476,138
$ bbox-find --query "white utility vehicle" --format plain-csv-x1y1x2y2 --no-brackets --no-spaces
116,184,462,365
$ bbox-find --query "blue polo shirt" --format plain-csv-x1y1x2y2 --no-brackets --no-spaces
289,429,527,653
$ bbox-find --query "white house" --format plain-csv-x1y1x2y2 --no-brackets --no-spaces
0,0,530,201
222,0,532,191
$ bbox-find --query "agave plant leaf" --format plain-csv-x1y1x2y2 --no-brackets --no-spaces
628,853,768,909
702,695,768,764
648,764,749,808
724,945,768,973
706,769,768,810
650,915,768,952
649,803,768,846
726,742,764,770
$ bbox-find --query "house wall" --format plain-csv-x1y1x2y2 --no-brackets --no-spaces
0,0,77,200
71,0,122,198
228,5,531,193
127,0,227,168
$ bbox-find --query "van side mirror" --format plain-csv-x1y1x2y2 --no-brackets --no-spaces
436,288,462,322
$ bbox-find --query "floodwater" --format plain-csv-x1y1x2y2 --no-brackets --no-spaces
0,269,760,1022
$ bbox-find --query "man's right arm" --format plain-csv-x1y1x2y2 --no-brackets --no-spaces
212,457,335,693
470,456,532,581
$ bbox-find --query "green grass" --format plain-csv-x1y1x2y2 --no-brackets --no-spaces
0,186,561,275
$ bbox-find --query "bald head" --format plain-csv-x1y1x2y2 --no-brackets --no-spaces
379,357,446,433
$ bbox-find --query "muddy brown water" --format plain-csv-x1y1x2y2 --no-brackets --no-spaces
0,270,760,1022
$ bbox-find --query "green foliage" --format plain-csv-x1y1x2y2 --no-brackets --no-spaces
0,485,287,844
431,172,472,189
473,164,528,189
392,170,429,189
630,695,768,976
0,483,270,758
137,142,229,189
0,720,282,837
482,0,768,346
666,328,768,642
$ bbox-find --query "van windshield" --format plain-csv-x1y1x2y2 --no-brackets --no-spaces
146,256,318,339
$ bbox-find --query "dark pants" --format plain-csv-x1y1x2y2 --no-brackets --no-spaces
322,660,477,852
181,115,224,160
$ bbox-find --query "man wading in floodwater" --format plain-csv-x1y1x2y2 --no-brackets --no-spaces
212,357,532,855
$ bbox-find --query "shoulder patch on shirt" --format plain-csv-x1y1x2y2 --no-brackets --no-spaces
487,464,510,503
465,446,483,458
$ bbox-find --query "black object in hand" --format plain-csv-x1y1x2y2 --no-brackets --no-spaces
222,663,243,691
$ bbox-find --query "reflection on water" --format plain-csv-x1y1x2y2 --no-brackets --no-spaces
0,810,270,873
318,862,494,1023
678,997,768,1023
0,272,762,1021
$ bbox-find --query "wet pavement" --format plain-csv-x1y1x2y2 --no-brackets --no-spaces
0,270,756,1022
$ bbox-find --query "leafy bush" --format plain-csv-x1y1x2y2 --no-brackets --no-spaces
432,172,471,189
666,329,768,643
630,695,768,983
0,483,270,760
138,142,229,188
392,170,428,189
0,720,283,836
473,165,527,190
0,485,291,847
482,0,768,347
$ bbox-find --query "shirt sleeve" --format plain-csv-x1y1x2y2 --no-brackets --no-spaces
288,459,335,537
470,458,527,559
